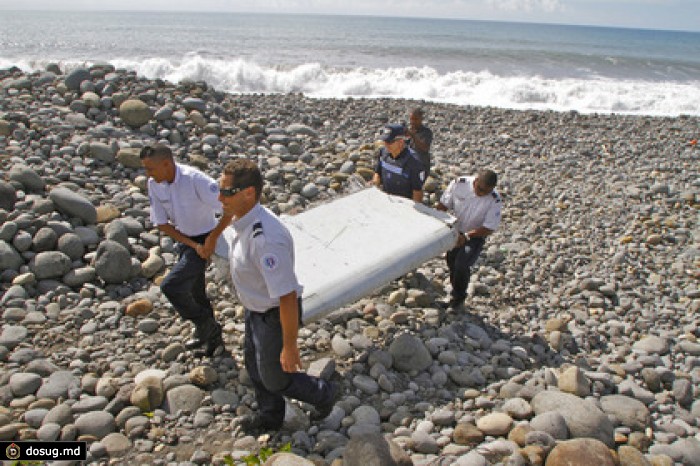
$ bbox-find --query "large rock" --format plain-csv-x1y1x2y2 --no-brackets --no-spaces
557,366,591,397
649,438,700,465
0,325,28,350
182,97,206,113
263,452,315,465
388,333,433,372
545,438,615,466
9,165,45,192
116,148,142,168
29,251,72,280
57,233,85,261
130,376,164,412
9,372,43,397
49,187,97,225
119,99,152,127
0,181,16,210
0,240,23,271
36,371,79,399
531,390,614,447
0,119,12,137
75,411,116,440
94,240,131,284
632,336,669,355
600,395,650,431
89,142,116,163
166,384,204,414
100,432,131,458
65,68,91,91
342,433,412,466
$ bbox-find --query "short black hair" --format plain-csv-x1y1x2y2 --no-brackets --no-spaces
477,169,497,188
223,159,263,200
139,144,173,161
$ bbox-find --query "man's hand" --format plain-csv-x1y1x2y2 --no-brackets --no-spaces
197,235,217,259
456,232,467,248
280,343,302,373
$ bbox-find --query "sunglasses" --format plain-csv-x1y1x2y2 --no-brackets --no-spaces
219,185,247,197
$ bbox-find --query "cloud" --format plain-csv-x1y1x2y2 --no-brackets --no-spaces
487,0,562,12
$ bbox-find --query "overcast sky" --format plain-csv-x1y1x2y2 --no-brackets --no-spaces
2,0,699,32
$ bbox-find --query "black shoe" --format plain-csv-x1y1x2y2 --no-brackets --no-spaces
187,318,224,356
311,382,339,422
239,413,282,435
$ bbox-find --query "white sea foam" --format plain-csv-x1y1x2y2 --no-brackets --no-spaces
4,56,699,117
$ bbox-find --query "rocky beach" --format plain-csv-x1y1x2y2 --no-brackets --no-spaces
0,64,699,465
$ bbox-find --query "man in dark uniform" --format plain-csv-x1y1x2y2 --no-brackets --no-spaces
218,159,337,434
372,123,426,202
405,107,433,173
436,169,502,310
141,144,229,356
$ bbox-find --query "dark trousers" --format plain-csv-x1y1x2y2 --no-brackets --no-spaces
160,233,214,323
244,304,333,426
446,237,485,302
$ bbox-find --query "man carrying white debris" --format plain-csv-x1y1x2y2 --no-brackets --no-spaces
436,169,502,310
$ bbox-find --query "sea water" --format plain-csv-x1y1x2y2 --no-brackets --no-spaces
1,11,699,116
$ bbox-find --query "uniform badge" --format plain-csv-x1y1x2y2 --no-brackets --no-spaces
261,253,279,271
210,183,219,193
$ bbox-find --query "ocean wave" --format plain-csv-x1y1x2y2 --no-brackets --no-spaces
3,56,699,117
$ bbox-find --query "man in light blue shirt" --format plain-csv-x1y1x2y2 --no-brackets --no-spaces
141,144,231,356
219,158,337,434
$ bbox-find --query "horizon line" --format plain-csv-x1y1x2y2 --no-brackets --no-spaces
1,9,699,34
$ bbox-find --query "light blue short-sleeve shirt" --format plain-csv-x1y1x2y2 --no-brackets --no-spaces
148,163,221,237
440,176,502,233
227,203,303,313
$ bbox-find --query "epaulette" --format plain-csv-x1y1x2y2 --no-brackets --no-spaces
252,221,264,238
491,192,502,203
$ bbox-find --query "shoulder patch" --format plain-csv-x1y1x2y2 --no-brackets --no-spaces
209,182,219,194
260,253,279,271
252,221,264,238
491,192,502,203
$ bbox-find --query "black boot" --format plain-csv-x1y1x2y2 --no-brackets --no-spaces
185,317,223,356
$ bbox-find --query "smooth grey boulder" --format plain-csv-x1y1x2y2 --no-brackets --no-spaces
89,142,116,163
9,165,45,193
0,240,23,271
531,390,614,447
0,181,16,211
119,99,152,127
49,187,97,225
36,371,80,400
94,240,131,284
165,384,204,414
342,433,412,466
57,233,85,261
600,394,650,431
0,325,28,350
389,333,433,372
29,251,72,280
75,411,116,440
65,68,91,91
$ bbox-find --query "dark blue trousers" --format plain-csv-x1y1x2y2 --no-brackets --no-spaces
446,237,485,303
244,305,333,426
160,233,214,322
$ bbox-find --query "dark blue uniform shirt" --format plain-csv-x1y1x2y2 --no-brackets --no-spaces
375,147,426,200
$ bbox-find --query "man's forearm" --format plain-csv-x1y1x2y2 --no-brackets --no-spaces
157,224,198,249
466,226,494,238
279,292,299,348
